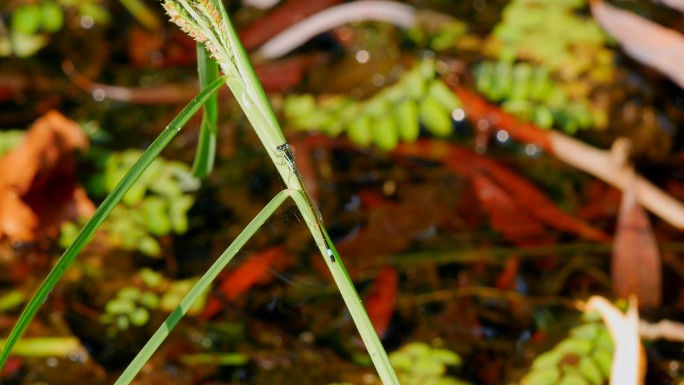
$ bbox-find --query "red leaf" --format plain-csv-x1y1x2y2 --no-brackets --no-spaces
495,256,521,290
0,357,22,378
454,87,554,153
472,173,547,242
470,154,610,242
202,246,284,318
613,180,662,308
364,266,398,339
395,140,609,242
255,54,328,92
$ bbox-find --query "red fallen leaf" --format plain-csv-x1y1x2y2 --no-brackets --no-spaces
357,190,390,210
396,141,610,242
202,246,284,319
0,356,22,378
495,256,521,290
364,265,398,339
0,111,94,242
579,181,620,219
613,179,662,308
238,0,344,51
453,87,554,153
256,54,329,92
471,173,547,242
469,155,610,242
455,85,684,232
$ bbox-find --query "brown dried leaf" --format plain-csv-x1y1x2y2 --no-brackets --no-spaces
612,178,662,308
0,111,94,242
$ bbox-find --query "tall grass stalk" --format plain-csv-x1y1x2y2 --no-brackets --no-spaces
0,1,399,383
162,0,399,383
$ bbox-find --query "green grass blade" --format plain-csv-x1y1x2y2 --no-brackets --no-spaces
0,75,227,369
212,0,285,147
290,192,401,385
115,189,293,385
192,43,220,178
162,2,400,382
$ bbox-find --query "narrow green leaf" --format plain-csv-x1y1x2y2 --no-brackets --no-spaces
192,43,219,178
115,189,292,385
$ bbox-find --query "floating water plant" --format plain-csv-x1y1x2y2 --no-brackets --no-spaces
519,320,613,385
474,60,606,133
486,0,613,82
389,342,471,385
2,0,158,57
284,59,461,150
100,268,208,333
60,150,199,257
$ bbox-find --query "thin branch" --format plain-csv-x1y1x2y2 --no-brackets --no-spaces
256,0,416,59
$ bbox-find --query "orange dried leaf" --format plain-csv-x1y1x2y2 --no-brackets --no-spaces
0,111,93,242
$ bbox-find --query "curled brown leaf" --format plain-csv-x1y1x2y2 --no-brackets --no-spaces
0,111,94,242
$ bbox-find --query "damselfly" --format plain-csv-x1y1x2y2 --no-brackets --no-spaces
276,143,335,262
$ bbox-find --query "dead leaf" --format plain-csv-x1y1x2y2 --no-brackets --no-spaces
396,140,610,242
471,173,547,242
612,178,662,308
364,265,398,339
0,111,94,242
591,0,684,88
202,246,284,319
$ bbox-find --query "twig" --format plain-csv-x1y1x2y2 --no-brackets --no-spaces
640,319,684,342
551,133,684,229
256,0,416,59
455,87,684,231
62,61,198,104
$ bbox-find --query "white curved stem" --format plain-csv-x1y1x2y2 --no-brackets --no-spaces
257,0,416,59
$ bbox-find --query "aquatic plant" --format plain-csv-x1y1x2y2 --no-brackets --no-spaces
2,0,158,57
474,0,615,135
474,60,606,133
284,59,461,150
406,13,468,52
100,268,208,332
3,0,104,57
101,286,158,332
60,150,199,257
485,0,613,82
519,320,613,385
389,342,471,385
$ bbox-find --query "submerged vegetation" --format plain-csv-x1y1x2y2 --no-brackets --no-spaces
0,0,684,384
